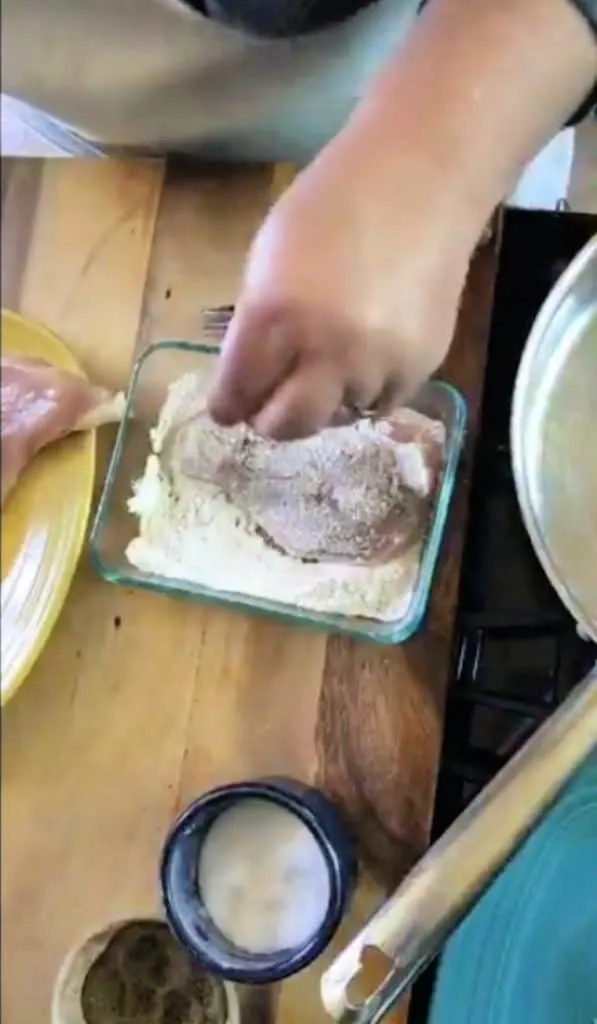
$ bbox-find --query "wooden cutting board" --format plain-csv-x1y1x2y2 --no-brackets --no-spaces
0,156,499,1024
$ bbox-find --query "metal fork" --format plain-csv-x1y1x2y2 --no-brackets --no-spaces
202,305,235,343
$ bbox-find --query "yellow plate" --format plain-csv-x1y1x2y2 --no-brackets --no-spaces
1,311,96,705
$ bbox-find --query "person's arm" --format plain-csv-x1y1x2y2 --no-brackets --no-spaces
209,0,597,440
349,0,597,224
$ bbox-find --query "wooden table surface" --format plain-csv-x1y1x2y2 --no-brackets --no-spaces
1,157,499,1024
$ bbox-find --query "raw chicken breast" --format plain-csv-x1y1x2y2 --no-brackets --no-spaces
1,355,124,506
169,407,445,565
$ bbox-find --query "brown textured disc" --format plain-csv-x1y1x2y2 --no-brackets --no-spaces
80,921,227,1024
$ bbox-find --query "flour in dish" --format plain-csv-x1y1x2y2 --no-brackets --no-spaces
126,368,446,620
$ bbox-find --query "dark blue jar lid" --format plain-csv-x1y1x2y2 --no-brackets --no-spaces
160,777,357,984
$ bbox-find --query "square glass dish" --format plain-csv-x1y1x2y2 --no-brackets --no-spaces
89,341,467,644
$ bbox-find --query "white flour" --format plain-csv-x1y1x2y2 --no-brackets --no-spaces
197,798,330,955
126,370,442,621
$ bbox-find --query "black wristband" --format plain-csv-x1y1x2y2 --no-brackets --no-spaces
567,88,597,124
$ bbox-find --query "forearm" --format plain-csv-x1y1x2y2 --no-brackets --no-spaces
348,0,597,223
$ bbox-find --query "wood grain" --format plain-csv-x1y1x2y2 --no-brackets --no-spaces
0,157,499,1024
137,161,275,352
1,158,44,309
18,158,165,387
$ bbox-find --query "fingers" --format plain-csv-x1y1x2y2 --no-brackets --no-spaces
208,302,402,440
208,305,299,427
251,363,344,441
367,378,406,417
340,363,394,421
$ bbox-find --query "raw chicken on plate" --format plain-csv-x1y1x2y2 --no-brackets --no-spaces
1,355,124,506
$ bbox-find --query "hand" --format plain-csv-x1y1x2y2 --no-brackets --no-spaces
208,114,485,440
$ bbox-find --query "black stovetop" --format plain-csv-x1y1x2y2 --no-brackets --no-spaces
410,207,597,1023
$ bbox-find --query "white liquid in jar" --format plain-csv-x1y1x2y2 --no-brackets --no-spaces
198,798,332,955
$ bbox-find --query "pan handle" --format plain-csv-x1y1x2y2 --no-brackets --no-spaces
321,665,597,1024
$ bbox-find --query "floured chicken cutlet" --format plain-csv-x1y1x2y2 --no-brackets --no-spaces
171,410,444,566
1,355,125,506
126,369,447,621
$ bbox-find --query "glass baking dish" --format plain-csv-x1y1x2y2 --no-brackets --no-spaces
89,341,467,644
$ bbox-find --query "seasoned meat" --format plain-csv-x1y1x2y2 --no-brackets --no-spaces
169,408,445,565
1,355,124,505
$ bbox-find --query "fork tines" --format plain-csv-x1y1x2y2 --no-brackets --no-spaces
202,305,235,341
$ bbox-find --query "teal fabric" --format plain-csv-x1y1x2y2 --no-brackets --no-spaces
430,752,597,1024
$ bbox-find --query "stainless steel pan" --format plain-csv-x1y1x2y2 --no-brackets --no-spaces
512,232,597,642
321,233,597,1024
